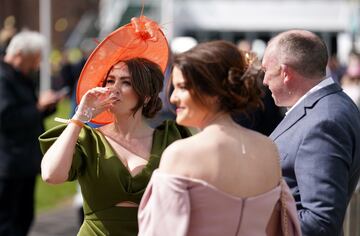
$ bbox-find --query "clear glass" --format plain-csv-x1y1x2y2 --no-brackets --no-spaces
75,89,119,123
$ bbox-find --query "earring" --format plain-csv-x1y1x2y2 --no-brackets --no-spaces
144,97,150,108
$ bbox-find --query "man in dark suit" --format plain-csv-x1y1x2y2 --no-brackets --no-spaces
0,31,61,236
262,30,360,236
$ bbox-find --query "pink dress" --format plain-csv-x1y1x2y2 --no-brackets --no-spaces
138,170,301,236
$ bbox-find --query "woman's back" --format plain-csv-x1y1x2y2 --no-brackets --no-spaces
139,123,301,236
161,122,281,198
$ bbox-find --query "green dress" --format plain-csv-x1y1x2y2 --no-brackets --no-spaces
39,120,191,236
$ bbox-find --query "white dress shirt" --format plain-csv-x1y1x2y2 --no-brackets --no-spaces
286,77,335,116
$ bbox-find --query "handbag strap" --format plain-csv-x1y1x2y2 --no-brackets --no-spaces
276,150,289,236
280,180,289,236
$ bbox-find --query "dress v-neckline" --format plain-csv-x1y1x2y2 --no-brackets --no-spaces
96,128,158,178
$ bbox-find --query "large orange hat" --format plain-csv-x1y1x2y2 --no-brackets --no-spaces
76,16,169,124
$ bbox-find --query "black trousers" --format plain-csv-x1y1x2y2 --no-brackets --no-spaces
0,176,36,236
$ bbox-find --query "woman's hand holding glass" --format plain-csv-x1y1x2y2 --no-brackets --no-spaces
73,87,119,123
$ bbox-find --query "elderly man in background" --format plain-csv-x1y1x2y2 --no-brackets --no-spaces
0,31,61,236
262,29,360,236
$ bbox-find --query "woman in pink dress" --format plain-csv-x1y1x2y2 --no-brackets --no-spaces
138,40,301,236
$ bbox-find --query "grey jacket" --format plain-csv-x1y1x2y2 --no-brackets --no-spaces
270,83,360,236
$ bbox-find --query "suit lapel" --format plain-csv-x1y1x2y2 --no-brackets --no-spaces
270,101,306,140
270,83,342,140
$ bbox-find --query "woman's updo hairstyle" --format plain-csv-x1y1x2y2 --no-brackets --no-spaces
172,40,263,114
103,57,163,118
126,58,163,118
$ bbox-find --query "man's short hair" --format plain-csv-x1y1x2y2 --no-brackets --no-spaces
275,30,328,78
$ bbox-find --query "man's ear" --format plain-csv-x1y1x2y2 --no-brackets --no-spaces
281,64,291,84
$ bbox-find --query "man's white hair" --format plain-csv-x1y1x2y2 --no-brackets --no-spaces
6,30,46,56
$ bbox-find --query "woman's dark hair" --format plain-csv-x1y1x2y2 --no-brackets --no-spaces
172,40,263,114
103,57,163,118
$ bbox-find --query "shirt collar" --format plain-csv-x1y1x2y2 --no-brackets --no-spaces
285,77,334,116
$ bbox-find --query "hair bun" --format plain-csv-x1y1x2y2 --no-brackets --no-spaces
143,96,162,118
222,52,264,113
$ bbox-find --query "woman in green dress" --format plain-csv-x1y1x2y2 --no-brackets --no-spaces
39,16,191,236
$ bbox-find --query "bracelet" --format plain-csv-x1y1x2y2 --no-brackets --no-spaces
74,106,93,123
69,119,84,128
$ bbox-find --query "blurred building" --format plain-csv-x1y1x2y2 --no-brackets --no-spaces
96,0,360,65
1,0,359,88
159,0,360,65
1,0,359,61
0,0,98,49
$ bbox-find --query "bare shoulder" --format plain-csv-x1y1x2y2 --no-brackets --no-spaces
242,129,281,175
258,132,281,174
159,134,202,175
247,129,278,155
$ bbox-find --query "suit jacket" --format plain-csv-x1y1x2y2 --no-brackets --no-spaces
270,83,360,236
0,60,44,177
